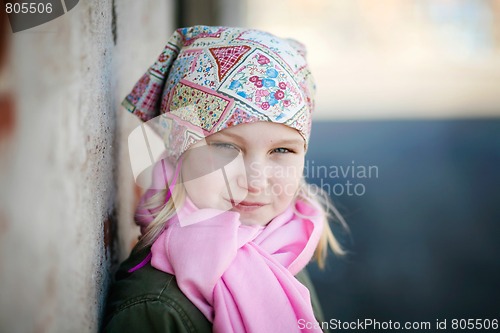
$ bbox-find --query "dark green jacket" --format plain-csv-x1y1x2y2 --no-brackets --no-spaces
103,246,326,333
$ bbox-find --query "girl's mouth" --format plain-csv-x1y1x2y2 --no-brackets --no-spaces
228,199,267,212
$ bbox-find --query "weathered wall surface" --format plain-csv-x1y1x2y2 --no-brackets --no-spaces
114,0,174,263
0,1,173,332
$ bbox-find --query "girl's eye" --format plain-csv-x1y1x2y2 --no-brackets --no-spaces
210,142,239,151
272,147,294,154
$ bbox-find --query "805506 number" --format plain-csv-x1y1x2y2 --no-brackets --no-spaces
451,319,498,330
6,2,53,14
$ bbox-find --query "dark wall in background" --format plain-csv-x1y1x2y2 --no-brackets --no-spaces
175,0,218,28
305,119,500,330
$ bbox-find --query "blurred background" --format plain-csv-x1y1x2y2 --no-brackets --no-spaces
0,0,499,332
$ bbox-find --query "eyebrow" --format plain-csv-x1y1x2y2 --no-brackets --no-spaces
210,131,305,147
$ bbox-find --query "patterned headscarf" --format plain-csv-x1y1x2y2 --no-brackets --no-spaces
123,25,316,162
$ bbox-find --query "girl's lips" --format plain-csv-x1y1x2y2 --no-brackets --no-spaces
228,199,267,212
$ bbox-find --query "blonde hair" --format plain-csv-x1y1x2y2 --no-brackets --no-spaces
296,179,349,269
136,174,348,269
135,182,186,249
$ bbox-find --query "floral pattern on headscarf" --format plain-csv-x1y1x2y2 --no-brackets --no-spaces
123,26,316,161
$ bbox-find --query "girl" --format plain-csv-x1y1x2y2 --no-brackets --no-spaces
103,25,345,333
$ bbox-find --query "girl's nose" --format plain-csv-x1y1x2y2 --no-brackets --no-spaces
240,159,268,194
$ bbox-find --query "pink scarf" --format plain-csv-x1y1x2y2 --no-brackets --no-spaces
134,163,324,332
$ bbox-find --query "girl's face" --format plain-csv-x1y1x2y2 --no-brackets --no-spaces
180,122,306,226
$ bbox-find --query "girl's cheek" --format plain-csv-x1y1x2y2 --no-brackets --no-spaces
183,167,246,210
182,170,222,207
273,162,302,183
224,153,246,176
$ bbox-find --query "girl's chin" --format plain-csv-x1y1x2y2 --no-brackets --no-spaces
237,214,269,227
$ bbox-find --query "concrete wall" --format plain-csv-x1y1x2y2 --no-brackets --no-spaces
0,1,173,332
